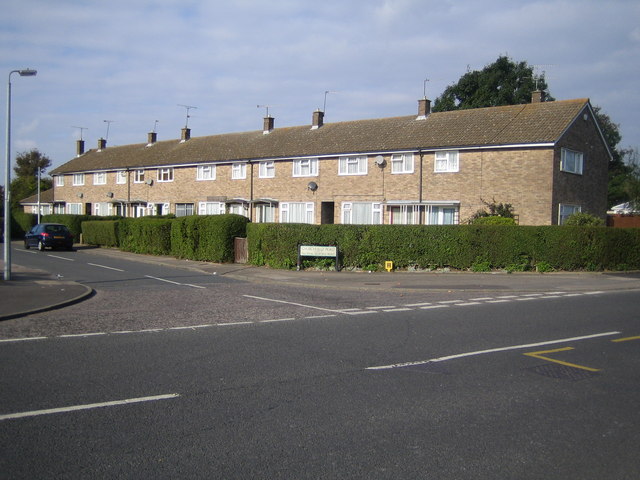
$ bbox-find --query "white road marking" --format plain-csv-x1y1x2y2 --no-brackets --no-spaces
585,291,605,295
497,295,518,299
144,275,205,289
47,255,74,261
420,305,449,310
468,297,494,301
366,331,621,370
366,305,397,310
243,294,345,314
0,337,47,343
259,318,297,323
383,308,412,312
58,333,107,338
403,302,433,307
486,299,512,303
218,321,253,326
87,263,125,272
0,394,180,421
438,300,464,304
455,302,482,306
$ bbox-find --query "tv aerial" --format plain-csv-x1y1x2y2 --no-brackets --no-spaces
178,104,197,128
72,126,88,140
103,120,114,141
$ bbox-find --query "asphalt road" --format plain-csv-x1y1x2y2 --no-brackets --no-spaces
1,249,639,479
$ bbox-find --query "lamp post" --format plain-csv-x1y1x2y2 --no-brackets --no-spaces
4,68,37,281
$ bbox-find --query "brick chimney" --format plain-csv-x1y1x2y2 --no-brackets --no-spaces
97,138,107,151
417,98,431,120
181,127,191,142
531,90,545,103
263,116,274,135
147,131,157,146
76,139,85,157
311,110,324,130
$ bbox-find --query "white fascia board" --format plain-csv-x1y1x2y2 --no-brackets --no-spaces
385,200,461,205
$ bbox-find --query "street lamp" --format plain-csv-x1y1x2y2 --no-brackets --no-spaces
4,68,37,281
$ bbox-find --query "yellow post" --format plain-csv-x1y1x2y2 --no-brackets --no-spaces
385,261,394,272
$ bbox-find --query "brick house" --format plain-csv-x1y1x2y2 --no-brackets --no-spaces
47,93,611,226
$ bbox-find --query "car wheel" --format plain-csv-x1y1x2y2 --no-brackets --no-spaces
38,241,45,251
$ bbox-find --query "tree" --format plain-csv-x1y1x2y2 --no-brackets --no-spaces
9,149,53,210
432,56,553,112
623,147,640,210
13,149,51,178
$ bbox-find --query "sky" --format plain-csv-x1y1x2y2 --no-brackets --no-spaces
1,0,639,182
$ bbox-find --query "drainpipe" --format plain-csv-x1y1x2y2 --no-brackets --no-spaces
418,149,424,223
249,161,254,222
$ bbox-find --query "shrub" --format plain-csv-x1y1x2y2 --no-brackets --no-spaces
10,210,36,238
118,217,173,255
82,220,119,247
564,212,605,226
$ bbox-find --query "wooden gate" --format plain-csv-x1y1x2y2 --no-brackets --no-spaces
234,237,248,263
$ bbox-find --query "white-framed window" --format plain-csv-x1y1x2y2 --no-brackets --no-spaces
134,170,145,183
198,202,225,215
292,158,318,177
338,155,368,175
116,170,127,184
259,161,275,178
391,153,414,174
55,175,64,187
280,202,314,223
560,148,584,175
31,205,52,215
342,202,382,225
158,167,174,182
72,173,84,186
228,202,249,217
231,163,247,180
559,204,581,225
93,172,106,185
54,203,65,214
256,203,276,223
66,203,83,214
426,205,458,225
434,151,459,172
389,205,421,224
197,164,216,181
175,203,194,217
93,202,113,216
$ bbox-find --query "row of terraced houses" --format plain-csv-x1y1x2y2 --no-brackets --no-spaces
24,92,611,226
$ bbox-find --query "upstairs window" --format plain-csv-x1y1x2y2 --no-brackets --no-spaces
197,164,216,181
391,153,414,174
561,148,583,175
259,161,275,178
55,175,64,187
292,158,318,177
93,172,106,185
158,167,174,182
338,156,368,175
116,170,127,184
134,170,145,183
232,163,247,180
434,151,459,172
72,173,84,186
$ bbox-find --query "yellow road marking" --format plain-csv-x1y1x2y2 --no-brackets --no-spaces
611,335,640,343
523,347,601,372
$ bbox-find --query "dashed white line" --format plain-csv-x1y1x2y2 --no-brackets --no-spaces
47,255,74,261
455,302,482,306
469,297,494,301
87,263,125,272
366,305,397,310
438,300,464,304
383,308,413,312
259,318,296,324
0,337,47,343
58,332,107,338
420,305,449,310
218,321,253,326
403,302,433,307
0,394,180,421
486,299,512,303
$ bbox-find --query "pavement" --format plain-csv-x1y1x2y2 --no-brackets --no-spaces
2,242,640,321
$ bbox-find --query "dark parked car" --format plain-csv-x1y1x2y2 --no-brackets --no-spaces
24,223,74,251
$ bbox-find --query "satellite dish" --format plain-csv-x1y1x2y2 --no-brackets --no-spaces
145,179,154,186
375,155,386,167
77,193,83,199
307,181,318,191
106,192,114,198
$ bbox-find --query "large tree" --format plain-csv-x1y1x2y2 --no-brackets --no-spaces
432,55,553,112
9,149,53,210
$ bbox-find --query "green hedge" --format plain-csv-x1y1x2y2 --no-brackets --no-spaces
10,210,37,238
170,214,249,262
247,224,640,271
82,220,119,247
117,217,174,255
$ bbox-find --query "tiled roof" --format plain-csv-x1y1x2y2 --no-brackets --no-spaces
19,188,54,204
51,98,589,174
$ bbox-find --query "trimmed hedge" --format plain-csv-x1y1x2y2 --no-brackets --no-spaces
117,217,173,255
10,210,37,238
81,214,250,261
247,223,640,271
170,214,250,262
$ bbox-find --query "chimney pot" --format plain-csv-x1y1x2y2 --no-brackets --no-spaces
76,139,85,157
263,116,274,134
97,138,107,150
311,110,324,130
181,127,191,142
147,131,157,146
417,98,431,120
531,90,544,103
